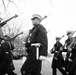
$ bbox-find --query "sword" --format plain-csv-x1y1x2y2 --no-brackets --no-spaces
31,43,41,60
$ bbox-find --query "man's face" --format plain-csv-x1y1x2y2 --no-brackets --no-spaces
4,36,10,41
4,36,8,40
32,18,41,26
56,39,60,42
67,34,73,38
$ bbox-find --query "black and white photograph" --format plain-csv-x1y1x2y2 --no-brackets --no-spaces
0,0,76,75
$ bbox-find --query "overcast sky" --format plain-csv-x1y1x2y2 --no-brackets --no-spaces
0,0,76,52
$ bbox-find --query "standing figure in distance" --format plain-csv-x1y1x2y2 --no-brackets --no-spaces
51,37,66,75
64,30,76,75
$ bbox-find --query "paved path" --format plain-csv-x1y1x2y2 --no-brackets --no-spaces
13,56,61,75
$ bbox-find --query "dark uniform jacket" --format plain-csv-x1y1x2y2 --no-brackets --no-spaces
29,24,48,56
22,24,48,73
51,42,64,68
64,37,76,61
0,41,14,73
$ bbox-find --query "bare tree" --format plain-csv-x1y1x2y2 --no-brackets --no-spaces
1,0,19,14
2,19,23,38
7,0,19,11
2,0,7,11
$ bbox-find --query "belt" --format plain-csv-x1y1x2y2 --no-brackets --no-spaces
5,52,9,54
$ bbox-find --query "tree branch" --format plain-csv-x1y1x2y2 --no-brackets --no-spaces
8,0,20,11
2,0,7,11
49,0,53,6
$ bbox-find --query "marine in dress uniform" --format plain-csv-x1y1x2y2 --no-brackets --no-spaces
51,37,67,75
64,30,76,75
21,14,48,75
0,35,17,75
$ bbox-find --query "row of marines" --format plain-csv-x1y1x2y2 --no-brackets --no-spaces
51,30,76,75
21,14,76,75
0,13,76,75
0,14,48,75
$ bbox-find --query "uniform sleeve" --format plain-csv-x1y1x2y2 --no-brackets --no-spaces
38,25,48,46
62,40,68,52
0,45,4,59
10,43,15,50
51,44,56,54
0,43,9,59
38,25,48,56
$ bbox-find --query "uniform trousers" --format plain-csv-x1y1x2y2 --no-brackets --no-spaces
21,55,42,75
52,59,68,75
69,58,76,75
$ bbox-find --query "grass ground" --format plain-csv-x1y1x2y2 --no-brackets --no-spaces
13,56,62,75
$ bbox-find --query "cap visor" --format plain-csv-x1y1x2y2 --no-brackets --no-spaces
31,17,40,20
